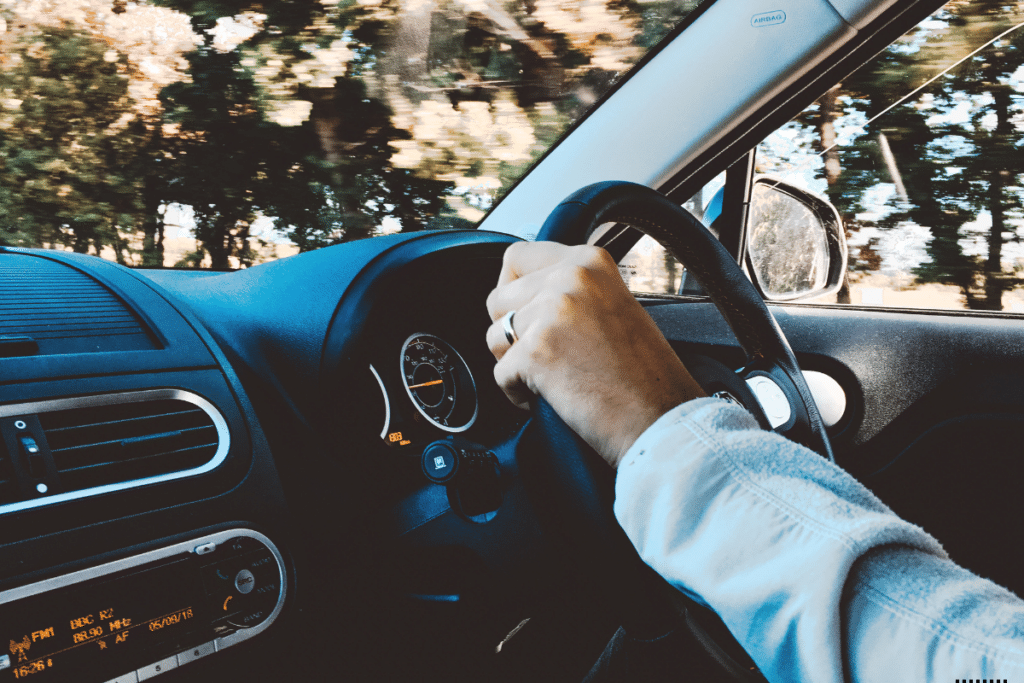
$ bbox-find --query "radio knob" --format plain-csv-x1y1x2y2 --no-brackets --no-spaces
234,569,255,595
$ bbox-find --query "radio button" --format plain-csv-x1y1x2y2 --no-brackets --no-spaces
137,655,178,680
246,553,275,571
254,580,279,598
237,609,267,627
177,640,216,666
104,673,138,683
227,536,264,555
234,569,255,594
202,563,238,595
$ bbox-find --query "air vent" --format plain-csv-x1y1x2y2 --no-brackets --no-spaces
0,253,156,355
41,399,218,492
0,390,229,514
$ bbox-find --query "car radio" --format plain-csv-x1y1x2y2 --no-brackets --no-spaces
0,529,286,683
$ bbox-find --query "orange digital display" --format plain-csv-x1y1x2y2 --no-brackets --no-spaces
0,559,205,683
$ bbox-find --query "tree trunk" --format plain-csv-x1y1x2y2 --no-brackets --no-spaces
982,167,1007,310
818,85,842,187
205,215,233,269
817,84,850,304
381,0,436,104
979,84,1013,311
141,202,165,267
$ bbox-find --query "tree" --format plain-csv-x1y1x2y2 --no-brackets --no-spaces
158,45,321,267
776,1,1024,310
0,0,708,267
912,3,1024,310
0,23,151,261
150,0,452,264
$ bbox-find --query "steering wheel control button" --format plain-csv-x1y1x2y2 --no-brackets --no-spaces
801,370,847,428
422,442,459,484
137,655,178,680
234,569,255,594
745,375,793,429
194,542,217,555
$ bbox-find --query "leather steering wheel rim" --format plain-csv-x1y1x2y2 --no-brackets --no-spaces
518,180,833,673
537,180,833,460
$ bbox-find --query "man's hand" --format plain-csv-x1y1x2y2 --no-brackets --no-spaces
486,241,705,469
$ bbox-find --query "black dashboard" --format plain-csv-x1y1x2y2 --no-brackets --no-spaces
9,227,1023,682
0,230,560,682
0,245,292,682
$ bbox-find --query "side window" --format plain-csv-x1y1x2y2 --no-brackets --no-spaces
616,172,725,294
756,1,1024,312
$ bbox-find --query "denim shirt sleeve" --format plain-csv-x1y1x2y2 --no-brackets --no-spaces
613,397,1024,683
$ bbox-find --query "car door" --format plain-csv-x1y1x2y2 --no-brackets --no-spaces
607,0,1024,600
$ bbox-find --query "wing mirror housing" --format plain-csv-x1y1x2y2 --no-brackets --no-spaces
744,177,847,302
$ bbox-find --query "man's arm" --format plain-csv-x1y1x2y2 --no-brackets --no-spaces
616,397,1024,682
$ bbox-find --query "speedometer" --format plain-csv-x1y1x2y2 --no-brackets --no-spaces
400,333,478,432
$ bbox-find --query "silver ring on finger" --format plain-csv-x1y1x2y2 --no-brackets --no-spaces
501,310,519,345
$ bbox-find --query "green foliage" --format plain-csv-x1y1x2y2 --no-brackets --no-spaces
0,24,149,260
0,0,704,268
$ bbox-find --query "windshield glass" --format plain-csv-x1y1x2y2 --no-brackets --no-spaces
0,0,707,268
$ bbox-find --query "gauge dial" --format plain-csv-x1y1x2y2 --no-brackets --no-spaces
401,333,477,432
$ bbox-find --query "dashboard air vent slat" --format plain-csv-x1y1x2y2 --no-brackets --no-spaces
40,399,220,493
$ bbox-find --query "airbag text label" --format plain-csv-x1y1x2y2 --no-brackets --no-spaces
751,10,786,27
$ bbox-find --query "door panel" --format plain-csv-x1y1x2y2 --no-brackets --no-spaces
645,299,1024,593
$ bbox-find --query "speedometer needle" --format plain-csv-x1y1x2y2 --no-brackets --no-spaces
408,379,444,389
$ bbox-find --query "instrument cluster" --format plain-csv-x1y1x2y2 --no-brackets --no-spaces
367,330,491,455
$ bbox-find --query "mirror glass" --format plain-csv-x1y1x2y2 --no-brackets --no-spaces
748,183,830,299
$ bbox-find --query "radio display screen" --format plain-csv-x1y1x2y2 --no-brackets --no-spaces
0,556,208,682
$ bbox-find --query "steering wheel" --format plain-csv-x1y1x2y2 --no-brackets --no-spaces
519,180,834,676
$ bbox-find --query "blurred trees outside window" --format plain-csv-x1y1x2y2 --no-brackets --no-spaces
0,0,703,268
757,0,1024,313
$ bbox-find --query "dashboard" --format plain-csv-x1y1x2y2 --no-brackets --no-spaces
0,230,547,682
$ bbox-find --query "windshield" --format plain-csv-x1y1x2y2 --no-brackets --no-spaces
0,0,707,268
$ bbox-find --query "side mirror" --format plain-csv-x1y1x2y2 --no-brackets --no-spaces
745,177,847,302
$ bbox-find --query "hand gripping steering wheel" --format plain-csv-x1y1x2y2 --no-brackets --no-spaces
518,180,834,676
